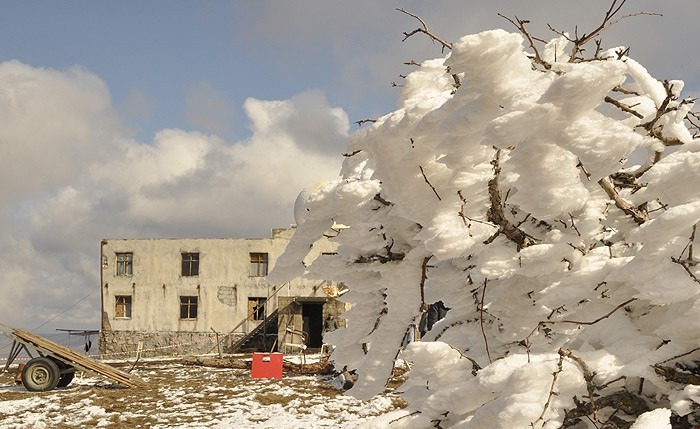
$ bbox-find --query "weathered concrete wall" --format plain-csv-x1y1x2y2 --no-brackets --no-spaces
99,330,245,358
100,227,339,356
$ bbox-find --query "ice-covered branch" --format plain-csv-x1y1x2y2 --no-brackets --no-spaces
525,298,637,356
498,14,550,70
274,11,698,427
486,149,539,250
598,177,648,224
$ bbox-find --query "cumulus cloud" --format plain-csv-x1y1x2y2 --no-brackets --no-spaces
0,61,347,331
0,60,120,205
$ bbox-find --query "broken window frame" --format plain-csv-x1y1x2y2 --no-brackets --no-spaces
180,296,198,320
249,252,269,277
115,295,132,318
181,252,199,277
247,297,267,321
116,252,133,276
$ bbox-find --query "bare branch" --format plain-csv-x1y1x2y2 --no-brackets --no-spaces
671,257,700,284
420,256,432,306
656,347,700,365
612,85,639,96
560,349,600,422
598,177,648,224
447,344,482,376
458,190,493,229
640,80,684,148
373,193,393,207
576,159,592,180
568,0,661,62
569,214,581,237
396,8,452,52
533,352,565,426
355,119,377,127
419,165,442,201
486,149,539,250
690,224,696,262
498,14,550,70
479,279,492,363
525,298,637,357
604,95,644,119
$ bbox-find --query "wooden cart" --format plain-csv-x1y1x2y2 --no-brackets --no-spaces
3,327,145,392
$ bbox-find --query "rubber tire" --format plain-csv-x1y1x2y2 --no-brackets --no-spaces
48,357,75,388
56,369,75,387
21,357,61,392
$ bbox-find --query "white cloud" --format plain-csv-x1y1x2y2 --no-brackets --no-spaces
0,60,120,205
0,61,347,331
244,90,349,156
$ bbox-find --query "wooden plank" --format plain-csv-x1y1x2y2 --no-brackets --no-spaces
12,328,146,388
14,329,142,387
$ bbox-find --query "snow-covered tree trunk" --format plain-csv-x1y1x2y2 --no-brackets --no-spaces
269,6,700,429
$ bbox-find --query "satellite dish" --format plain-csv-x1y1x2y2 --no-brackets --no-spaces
294,181,329,226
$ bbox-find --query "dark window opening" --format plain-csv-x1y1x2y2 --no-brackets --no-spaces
182,253,199,276
180,296,198,319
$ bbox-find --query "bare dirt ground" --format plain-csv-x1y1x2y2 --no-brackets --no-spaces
0,357,407,428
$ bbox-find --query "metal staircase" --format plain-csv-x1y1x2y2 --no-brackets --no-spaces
229,307,280,353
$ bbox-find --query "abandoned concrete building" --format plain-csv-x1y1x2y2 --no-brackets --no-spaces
99,227,346,357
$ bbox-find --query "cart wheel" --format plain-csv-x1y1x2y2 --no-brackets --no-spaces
21,357,61,392
56,369,75,387
48,357,75,388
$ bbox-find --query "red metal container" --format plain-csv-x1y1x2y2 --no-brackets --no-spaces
251,352,283,379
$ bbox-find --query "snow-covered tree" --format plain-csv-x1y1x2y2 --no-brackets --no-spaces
269,3,700,428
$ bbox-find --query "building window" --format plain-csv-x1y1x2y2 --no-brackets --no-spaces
249,253,268,277
115,295,132,318
180,296,198,319
248,297,267,321
116,253,133,276
182,253,199,276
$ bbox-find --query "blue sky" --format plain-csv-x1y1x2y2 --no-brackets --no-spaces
3,1,698,141
0,0,698,331
1,2,402,142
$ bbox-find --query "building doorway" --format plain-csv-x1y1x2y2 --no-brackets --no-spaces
301,303,324,349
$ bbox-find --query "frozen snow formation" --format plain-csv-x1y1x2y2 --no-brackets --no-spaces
269,26,700,428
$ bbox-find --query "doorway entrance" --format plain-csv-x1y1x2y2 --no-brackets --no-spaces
301,303,324,349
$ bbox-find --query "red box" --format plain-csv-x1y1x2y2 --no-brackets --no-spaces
251,352,283,379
